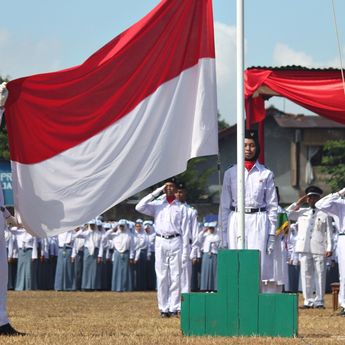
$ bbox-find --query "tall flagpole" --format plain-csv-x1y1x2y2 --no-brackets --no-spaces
236,0,245,249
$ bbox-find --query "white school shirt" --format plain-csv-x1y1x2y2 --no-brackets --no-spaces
219,161,278,245
110,230,134,259
287,204,332,255
198,231,220,254
14,228,38,259
316,193,345,234
132,230,150,261
135,194,190,259
75,228,103,255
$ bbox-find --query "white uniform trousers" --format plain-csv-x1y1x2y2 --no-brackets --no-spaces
180,257,192,294
337,235,345,308
0,228,9,326
300,253,326,307
155,236,181,313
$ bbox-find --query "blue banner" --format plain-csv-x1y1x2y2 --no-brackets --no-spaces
0,161,13,206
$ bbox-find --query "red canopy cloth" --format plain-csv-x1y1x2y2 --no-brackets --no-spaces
245,67,345,124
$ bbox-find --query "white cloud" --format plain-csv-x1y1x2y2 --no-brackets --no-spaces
273,42,345,69
0,28,63,79
273,43,315,67
214,22,237,125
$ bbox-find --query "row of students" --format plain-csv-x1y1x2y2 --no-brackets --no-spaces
5,218,157,292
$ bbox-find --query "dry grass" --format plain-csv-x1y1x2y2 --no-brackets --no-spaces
2,291,345,345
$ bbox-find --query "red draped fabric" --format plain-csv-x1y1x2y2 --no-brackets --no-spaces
245,68,345,124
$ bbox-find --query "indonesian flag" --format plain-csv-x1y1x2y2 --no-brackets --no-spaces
4,0,218,237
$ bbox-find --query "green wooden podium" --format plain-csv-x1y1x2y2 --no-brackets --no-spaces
181,250,298,337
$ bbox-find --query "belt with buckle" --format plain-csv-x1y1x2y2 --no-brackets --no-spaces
230,206,266,213
156,233,180,239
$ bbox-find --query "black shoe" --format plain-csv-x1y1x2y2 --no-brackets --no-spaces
160,312,170,318
299,305,313,309
315,305,325,309
0,323,25,336
170,311,180,317
336,308,345,316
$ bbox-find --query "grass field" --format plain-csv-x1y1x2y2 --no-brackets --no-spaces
2,291,345,345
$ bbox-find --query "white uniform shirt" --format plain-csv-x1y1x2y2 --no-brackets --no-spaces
145,226,156,254
75,228,103,255
287,204,332,255
110,230,134,259
220,162,278,241
57,231,75,248
13,228,38,259
5,228,16,259
198,231,220,254
135,195,190,258
185,205,200,259
132,230,150,261
316,193,345,233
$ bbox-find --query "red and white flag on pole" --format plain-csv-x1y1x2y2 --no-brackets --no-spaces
4,0,218,237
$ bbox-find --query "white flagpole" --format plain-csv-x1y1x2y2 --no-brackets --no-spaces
236,0,245,249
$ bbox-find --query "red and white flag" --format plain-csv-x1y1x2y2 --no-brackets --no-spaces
5,0,218,237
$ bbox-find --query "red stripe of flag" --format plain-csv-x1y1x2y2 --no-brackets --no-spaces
5,0,215,164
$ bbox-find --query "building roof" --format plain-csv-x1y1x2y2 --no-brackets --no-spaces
272,114,345,128
218,109,345,138
247,65,341,72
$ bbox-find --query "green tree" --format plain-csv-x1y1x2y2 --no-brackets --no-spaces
218,112,229,130
175,157,216,202
321,140,345,191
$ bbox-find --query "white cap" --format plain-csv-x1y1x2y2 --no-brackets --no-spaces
204,221,217,228
143,220,153,227
118,219,127,226
103,223,111,229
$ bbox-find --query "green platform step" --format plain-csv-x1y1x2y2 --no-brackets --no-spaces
181,249,298,337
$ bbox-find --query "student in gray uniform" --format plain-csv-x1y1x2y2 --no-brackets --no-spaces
199,221,220,292
76,220,103,291
144,220,156,290
14,227,38,291
37,237,52,290
132,219,150,291
71,228,85,291
48,236,59,290
54,230,76,291
109,219,134,292
99,222,112,290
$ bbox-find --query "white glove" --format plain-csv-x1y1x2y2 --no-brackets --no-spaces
338,187,345,197
181,254,188,267
151,185,166,198
266,234,275,255
0,82,8,107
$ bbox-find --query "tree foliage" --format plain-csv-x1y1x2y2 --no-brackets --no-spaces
321,140,345,191
218,112,229,130
175,157,216,203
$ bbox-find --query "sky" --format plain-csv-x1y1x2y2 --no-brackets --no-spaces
1,0,345,125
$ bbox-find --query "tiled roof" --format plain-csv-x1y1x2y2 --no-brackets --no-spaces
247,65,341,72
272,114,345,128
